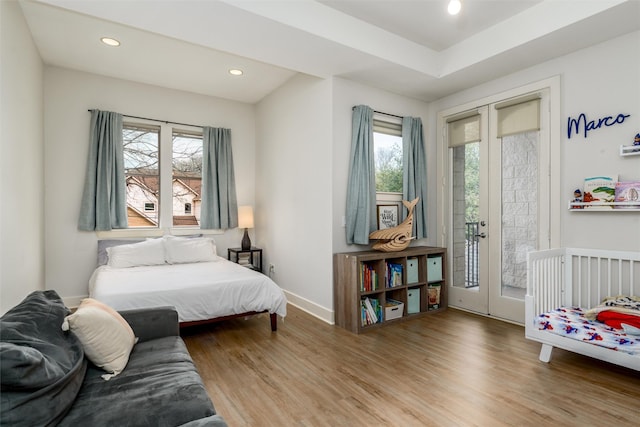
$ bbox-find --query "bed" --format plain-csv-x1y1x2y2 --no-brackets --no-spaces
525,248,640,371
90,237,287,331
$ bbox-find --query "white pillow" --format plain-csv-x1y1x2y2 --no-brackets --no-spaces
62,298,137,380
163,236,217,264
106,238,165,268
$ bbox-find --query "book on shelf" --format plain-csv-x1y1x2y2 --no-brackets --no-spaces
359,263,378,292
385,262,403,288
583,175,617,209
361,297,381,326
237,253,252,265
614,181,640,209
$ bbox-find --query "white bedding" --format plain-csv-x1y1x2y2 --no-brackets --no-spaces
89,256,287,323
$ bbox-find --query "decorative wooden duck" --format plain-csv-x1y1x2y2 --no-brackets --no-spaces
369,198,418,252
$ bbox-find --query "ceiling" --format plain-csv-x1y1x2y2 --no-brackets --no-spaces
20,0,640,103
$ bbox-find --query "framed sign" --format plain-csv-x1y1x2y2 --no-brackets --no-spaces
377,205,398,230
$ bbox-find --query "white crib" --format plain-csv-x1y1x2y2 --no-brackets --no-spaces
525,248,640,371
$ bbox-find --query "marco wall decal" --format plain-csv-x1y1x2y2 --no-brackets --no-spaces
567,112,631,139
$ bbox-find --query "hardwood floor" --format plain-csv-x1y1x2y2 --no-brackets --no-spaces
182,305,640,426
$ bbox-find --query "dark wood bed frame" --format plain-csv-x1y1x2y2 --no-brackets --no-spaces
180,311,277,331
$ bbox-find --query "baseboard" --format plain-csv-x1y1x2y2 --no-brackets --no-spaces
283,289,334,325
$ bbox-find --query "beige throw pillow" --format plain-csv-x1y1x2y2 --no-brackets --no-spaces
62,298,137,380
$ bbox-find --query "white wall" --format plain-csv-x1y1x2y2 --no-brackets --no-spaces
255,74,334,321
331,77,431,254
255,74,437,322
43,67,257,305
0,0,45,313
431,30,640,252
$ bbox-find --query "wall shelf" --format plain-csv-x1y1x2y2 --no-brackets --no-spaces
620,145,640,157
569,201,640,211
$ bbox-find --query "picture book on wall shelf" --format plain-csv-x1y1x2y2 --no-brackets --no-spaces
583,175,617,209
614,181,640,209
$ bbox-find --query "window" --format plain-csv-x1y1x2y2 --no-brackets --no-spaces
373,119,403,194
123,124,160,228
123,123,204,229
172,130,202,227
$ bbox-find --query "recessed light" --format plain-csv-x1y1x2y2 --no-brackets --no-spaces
448,0,462,15
229,69,243,76
101,37,121,47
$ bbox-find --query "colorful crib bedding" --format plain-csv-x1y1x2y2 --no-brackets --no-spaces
534,307,640,355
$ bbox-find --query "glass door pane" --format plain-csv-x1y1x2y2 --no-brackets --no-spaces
500,131,539,300
452,142,480,290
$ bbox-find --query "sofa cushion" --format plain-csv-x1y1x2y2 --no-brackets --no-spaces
62,298,136,379
59,336,217,427
0,290,87,427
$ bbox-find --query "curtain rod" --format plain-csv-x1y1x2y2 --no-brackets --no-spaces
352,106,404,120
87,110,204,128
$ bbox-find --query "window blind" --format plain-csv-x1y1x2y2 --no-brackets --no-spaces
373,119,402,136
496,98,540,137
447,113,480,147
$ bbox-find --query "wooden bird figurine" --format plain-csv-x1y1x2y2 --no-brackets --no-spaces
369,198,419,252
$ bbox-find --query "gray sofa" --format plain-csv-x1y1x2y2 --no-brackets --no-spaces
0,290,227,427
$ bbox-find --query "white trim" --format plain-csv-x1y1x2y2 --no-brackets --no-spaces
376,192,402,203
62,294,85,310
283,289,334,325
96,228,224,239
437,76,561,119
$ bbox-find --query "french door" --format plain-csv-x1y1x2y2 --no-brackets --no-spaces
439,83,556,324
447,108,490,315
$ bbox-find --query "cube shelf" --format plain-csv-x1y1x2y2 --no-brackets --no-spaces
333,246,447,333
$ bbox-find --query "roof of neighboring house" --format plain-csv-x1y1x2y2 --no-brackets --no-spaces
173,215,199,226
127,173,201,199
126,175,159,196
127,206,157,227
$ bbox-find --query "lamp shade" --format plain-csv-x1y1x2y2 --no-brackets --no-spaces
238,205,254,229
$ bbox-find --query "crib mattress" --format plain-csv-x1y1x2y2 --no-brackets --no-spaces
535,307,640,355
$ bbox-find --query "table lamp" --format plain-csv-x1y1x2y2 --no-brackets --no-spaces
238,205,254,250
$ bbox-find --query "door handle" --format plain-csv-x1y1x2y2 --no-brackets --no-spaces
475,232,487,238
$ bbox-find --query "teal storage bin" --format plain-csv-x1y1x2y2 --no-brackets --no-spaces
407,287,420,314
427,256,442,282
407,257,419,284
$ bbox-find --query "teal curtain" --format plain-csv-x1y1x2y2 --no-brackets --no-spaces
201,127,238,229
346,105,376,244
78,110,127,231
402,116,428,238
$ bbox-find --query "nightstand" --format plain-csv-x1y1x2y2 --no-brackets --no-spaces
228,247,262,272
